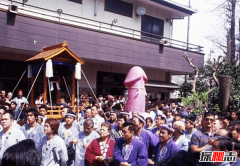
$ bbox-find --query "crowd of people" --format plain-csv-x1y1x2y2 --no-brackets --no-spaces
0,89,240,166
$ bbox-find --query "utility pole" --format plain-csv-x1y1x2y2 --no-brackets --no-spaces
230,0,236,63
187,0,191,50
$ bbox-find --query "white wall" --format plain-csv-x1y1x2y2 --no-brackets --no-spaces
2,0,172,38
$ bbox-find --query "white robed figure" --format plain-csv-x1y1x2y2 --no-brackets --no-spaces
69,119,100,166
41,118,68,166
0,111,26,163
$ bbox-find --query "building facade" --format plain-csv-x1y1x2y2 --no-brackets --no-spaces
0,0,204,102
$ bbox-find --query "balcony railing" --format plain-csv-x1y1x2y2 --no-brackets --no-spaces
1,0,204,53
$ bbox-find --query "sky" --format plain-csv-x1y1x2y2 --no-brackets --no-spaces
170,0,240,62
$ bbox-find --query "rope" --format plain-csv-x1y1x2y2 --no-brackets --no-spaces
48,78,53,118
12,66,28,94
63,76,71,100
17,62,44,121
81,70,107,119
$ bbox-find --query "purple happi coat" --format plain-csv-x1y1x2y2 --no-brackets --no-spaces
113,137,148,166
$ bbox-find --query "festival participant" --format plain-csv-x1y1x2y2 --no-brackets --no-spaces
190,111,215,165
90,105,104,131
85,122,115,166
37,115,44,125
12,89,28,110
132,115,158,161
151,114,167,138
58,111,78,165
120,111,130,120
78,107,92,131
113,122,148,166
70,119,100,166
60,106,81,131
184,114,197,142
213,119,223,133
21,107,44,152
150,124,180,165
210,137,232,166
165,107,173,125
110,114,127,141
35,94,44,105
172,121,189,151
9,101,17,118
0,111,26,163
144,117,153,130
106,110,118,129
40,118,68,166
232,140,240,166
222,114,231,129
231,123,240,141
39,105,48,125
6,92,13,103
231,110,238,121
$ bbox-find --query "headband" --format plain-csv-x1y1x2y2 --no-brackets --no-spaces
65,113,76,118
38,115,44,119
134,115,146,124
121,112,130,116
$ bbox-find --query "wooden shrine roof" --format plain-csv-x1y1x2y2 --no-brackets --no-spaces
26,41,85,64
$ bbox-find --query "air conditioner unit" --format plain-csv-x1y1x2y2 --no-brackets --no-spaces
159,39,169,45
8,4,18,14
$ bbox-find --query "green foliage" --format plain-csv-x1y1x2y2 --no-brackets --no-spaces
180,59,240,112
181,92,208,114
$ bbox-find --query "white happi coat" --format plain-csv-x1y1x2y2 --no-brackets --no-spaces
74,130,100,166
21,123,45,152
40,135,68,166
0,127,26,162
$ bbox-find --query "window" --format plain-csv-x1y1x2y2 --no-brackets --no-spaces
105,0,133,18
141,15,164,43
68,0,82,4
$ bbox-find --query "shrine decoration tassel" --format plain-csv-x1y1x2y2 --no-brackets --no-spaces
75,62,81,80
27,63,32,78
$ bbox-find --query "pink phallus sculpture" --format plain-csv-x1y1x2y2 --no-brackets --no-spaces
124,66,148,115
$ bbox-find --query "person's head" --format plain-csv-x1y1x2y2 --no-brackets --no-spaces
17,89,23,98
0,106,6,120
10,101,17,110
213,119,223,132
109,110,117,121
64,111,76,126
185,114,196,130
2,139,41,166
1,111,14,130
100,122,111,138
61,106,72,118
1,90,6,97
59,96,66,103
214,129,229,137
222,114,231,127
132,115,145,130
37,115,43,125
85,108,92,119
44,118,59,136
145,117,153,128
171,103,176,109
120,111,130,120
6,92,13,100
156,114,167,127
91,105,98,116
117,114,127,129
231,124,240,140
98,95,103,102
211,137,233,152
122,122,136,141
165,109,172,117
26,107,38,124
231,110,238,121
159,124,174,143
83,119,94,136
3,103,10,110
232,140,240,158
173,114,182,123
39,105,48,117
173,121,185,135
203,111,215,129
132,110,138,117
